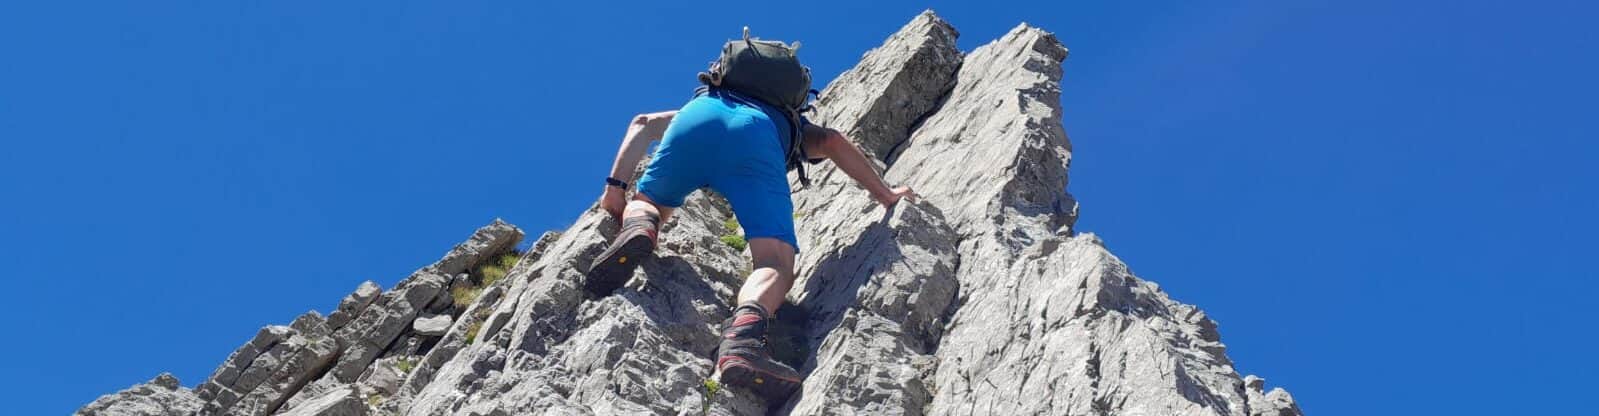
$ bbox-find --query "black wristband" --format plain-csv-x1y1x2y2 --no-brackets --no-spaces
605,177,629,190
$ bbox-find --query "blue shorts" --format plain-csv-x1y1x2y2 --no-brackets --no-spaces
636,90,799,251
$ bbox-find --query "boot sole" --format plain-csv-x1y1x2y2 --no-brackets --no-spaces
584,232,653,298
717,358,801,401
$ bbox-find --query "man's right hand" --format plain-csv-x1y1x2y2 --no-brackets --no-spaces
875,185,919,208
601,186,627,219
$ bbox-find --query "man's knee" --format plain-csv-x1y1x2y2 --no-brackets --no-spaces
747,237,796,279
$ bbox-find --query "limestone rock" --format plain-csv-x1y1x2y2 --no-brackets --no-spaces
887,23,1079,246
412,314,452,337
1246,375,1306,416
221,317,340,416
358,357,406,396
76,373,202,416
327,281,381,330
425,219,523,278
278,385,367,416
809,9,962,162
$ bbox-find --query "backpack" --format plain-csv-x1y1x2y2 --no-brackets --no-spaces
697,27,818,187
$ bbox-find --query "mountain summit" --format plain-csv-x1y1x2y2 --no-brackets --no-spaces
80,12,1303,416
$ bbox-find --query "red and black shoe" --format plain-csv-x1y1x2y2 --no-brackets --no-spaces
583,213,659,297
715,302,802,401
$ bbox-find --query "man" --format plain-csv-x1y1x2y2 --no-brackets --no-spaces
585,45,915,400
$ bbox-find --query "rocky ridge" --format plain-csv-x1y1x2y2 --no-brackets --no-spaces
79,11,1302,416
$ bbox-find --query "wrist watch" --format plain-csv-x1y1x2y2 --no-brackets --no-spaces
605,177,629,190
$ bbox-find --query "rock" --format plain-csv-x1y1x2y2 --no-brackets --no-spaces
358,357,405,396
221,320,340,416
191,311,339,416
195,326,292,404
327,271,449,383
886,23,1079,245
809,9,962,162
1246,375,1305,416
76,373,202,416
1246,374,1267,392
407,193,763,416
327,281,381,330
277,385,367,416
412,314,452,337
425,218,524,277
324,220,523,384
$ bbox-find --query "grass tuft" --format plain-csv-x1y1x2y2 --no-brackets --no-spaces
719,217,747,251
451,286,482,309
719,234,747,251
464,320,484,345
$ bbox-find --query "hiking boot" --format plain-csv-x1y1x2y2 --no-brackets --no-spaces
715,302,802,400
584,213,659,297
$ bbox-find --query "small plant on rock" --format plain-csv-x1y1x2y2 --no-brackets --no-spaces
720,234,747,251
699,378,721,416
464,320,484,345
451,286,482,309
396,358,416,373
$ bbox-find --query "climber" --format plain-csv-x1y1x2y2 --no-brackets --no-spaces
583,29,916,400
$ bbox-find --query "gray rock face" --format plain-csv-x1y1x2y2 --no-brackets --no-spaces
886,24,1078,247
83,12,1302,416
77,373,202,416
279,385,367,416
782,12,963,414
190,312,339,416
809,10,962,162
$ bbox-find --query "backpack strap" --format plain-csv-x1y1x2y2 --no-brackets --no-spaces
785,106,810,188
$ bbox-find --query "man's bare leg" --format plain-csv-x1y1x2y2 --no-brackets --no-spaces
715,236,802,399
739,237,796,314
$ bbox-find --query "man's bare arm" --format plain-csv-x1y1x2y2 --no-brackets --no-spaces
800,124,917,207
608,111,677,181
600,111,676,218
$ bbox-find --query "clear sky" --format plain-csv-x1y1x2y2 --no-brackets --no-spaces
2,1,1593,414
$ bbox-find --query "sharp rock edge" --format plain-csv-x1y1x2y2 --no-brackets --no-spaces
79,11,1301,416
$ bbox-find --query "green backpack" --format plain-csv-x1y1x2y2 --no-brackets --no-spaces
697,27,818,187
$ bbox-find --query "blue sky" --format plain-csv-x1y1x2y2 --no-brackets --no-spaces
2,1,1593,414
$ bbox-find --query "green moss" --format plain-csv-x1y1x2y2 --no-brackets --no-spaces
723,217,740,232
719,234,747,251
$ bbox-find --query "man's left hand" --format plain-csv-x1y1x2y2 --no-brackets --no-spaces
601,186,627,219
